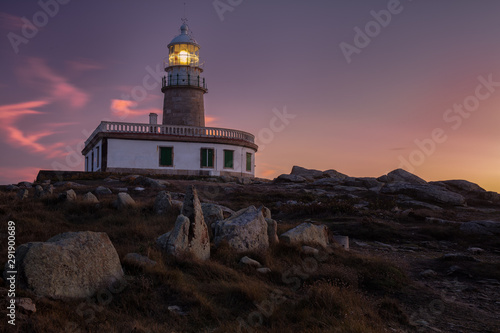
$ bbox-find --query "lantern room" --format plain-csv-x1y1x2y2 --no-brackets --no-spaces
167,23,200,67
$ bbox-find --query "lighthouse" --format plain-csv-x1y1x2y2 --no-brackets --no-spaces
82,21,258,177
162,22,207,127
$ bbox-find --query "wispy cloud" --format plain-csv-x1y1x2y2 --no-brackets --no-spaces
18,57,89,108
110,99,161,118
0,100,67,157
67,58,103,73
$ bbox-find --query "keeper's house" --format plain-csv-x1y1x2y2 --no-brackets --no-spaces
82,22,257,177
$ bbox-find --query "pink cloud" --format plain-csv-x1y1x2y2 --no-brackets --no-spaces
18,58,89,108
110,99,161,119
0,100,68,157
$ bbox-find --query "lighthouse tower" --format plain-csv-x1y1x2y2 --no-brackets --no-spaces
162,22,207,127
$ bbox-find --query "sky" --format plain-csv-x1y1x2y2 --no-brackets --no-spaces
0,0,500,192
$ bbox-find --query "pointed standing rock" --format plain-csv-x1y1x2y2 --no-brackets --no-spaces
113,193,136,210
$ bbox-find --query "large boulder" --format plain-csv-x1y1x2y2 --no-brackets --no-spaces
59,189,77,202
383,169,427,185
157,186,210,260
380,182,465,206
290,166,324,181
279,223,329,248
274,174,307,183
82,192,99,204
4,232,124,299
154,191,172,215
95,186,112,195
214,206,269,253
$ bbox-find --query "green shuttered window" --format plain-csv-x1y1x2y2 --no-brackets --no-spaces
224,150,234,169
159,147,173,166
201,148,214,168
246,152,252,171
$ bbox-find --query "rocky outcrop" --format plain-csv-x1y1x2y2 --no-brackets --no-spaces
460,221,500,236
430,179,485,193
290,166,324,181
380,182,465,206
113,193,136,210
5,232,124,299
214,206,269,253
383,169,427,185
154,191,172,215
274,174,307,183
279,223,329,248
157,186,210,260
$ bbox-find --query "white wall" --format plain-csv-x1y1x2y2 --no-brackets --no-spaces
106,138,255,176
85,140,102,172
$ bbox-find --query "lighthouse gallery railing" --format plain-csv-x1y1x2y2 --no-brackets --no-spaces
85,121,255,146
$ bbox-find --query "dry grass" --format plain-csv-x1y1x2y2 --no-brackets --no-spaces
0,186,417,332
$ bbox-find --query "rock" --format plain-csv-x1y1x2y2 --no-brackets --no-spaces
201,203,224,239
467,247,485,255
265,218,279,245
103,177,118,182
302,245,319,255
95,186,112,195
279,223,329,248
17,298,36,313
156,231,171,249
113,193,136,210
82,192,99,204
290,166,324,181
237,177,252,185
154,191,172,215
397,197,444,211
332,235,349,251
256,267,271,274
158,186,210,261
123,253,157,268
381,182,465,206
312,178,342,186
59,189,77,201
6,184,19,191
384,169,427,184
34,185,44,198
460,220,500,236
220,175,236,183
419,269,437,278
134,187,145,191
171,200,184,211
441,253,478,262
274,174,307,183
239,256,262,268
214,206,269,253
17,189,29,200
431,180,486,193
323,169,349,181
259,206,272,219
133,176,166,189
5,231,124,299
168,305,187,316
17,181,33,188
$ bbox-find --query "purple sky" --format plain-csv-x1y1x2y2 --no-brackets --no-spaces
1,0,500,191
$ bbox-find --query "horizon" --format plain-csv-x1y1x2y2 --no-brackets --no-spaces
1,0,499,191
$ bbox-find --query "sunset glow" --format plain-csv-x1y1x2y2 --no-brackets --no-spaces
0,1,499,191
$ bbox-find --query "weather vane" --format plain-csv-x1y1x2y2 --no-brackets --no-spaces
182,1,188,24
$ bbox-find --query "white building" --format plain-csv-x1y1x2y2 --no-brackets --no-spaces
82,22,258,177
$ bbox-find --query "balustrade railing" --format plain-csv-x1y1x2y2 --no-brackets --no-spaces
84,121,255,146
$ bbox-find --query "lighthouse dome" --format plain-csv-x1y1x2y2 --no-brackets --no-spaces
168,23,199,47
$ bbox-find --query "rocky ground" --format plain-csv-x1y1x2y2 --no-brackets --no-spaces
0,166,499,332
